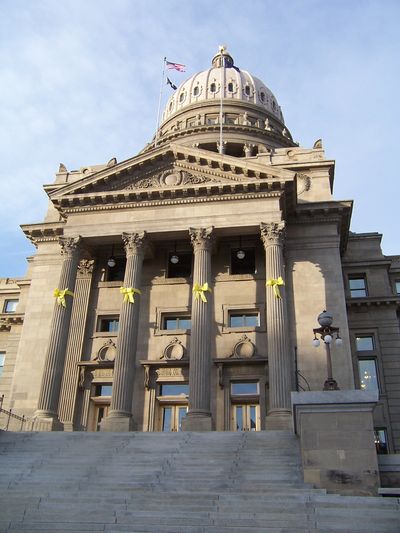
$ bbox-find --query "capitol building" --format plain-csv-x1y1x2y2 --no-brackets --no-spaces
1,47,399,495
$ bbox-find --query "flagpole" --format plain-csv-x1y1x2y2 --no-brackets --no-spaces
219,51,224,154
155,57,166,148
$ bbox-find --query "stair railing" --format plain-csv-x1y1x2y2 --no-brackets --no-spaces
0,394,30,431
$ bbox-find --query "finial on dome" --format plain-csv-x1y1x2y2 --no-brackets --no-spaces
212,45,234,68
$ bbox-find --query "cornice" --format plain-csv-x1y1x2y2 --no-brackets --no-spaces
61,189,283,215
0,313,24,331
20,222,65,248
346,296,400,308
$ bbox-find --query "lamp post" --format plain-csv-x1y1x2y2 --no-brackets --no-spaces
312,310,342,391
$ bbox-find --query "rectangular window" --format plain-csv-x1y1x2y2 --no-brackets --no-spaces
159,384,189,396
231,248,256,275
356,335,374,351
374,428,388,454
0,352,5,378
162,316,191,330
358,359,379,391
206,116,218,125
97,317,119,332
95,385,112,396
107,258,126,282
349,276,368,297
395,280,400,295
231,382,259,396
167,251,192,278
3,299,18,313
229,313,259,328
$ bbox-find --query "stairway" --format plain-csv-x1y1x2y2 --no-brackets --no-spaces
0,431,399,532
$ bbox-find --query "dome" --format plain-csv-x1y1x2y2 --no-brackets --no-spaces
162,47,285,125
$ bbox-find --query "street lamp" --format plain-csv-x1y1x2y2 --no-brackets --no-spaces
312,310,342,391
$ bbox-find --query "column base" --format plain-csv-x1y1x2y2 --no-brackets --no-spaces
100,411,136,432
265,409,292,430
181,411,212,431
33,411,64,432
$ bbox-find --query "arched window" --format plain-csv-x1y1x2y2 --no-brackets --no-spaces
245,85,251,96
260,92,265,102
228,82,233,92
210,83,216,93
179,92,185,103
193,86,199,96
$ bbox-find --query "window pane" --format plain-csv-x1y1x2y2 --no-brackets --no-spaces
162,407,172,432
244,314,259,327
163,317,191,330
160,384,189,396
95,385,112,396
235,406,243,431
230,315,244,327
99,319,119,332
358,359,378,391
0,352,5,378
177,318,191,330
249,406,257,431
231,382,259,395
178,407,187,431
4,300,18,313
374,429,388,454
349,277,367,297
395,280,400,295
356,336,374,351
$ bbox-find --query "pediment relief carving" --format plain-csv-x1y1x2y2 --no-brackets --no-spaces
126,169,213,190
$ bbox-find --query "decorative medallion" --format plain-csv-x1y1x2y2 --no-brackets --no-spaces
94,339,116,362
161,337,185,360
230,334,256,359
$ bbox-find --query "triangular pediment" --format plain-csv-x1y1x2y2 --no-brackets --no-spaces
47,142,296,210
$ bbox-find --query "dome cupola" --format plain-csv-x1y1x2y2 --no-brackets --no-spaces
153,47,295,157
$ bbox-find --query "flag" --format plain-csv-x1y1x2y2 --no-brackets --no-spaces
166,77,177,90
166,60,186,72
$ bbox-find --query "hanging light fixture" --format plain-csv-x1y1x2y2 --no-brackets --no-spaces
170,242,179,264
107,244,116,268
236,236,245,259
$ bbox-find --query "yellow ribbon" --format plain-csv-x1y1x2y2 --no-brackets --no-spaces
53,288,74,307
193,282,212,303
266,277,285,299
120,286,141,304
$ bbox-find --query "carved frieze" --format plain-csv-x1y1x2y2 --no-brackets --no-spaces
127,170,212,190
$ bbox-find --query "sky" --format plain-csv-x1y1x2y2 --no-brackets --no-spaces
0,0,399,277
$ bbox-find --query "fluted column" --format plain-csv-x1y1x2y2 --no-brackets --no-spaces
182,227,214,432
260,222,292,429
34,236,81,431
101,231,146,432
58,259,95,431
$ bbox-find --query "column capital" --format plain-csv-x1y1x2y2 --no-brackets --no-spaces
59,236,81,257
77,259,95,278
122,231,147,257
260,222,285,248
189,227,214,252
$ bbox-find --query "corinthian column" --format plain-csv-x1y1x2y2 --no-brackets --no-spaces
34,236,81,431
181,227,214,432
260,222,292,429
101,231,146,432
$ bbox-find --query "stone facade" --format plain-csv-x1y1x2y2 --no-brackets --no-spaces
0,49,399,475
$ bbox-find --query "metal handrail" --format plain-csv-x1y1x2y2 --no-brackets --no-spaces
295,370,311,391
0,394,30,431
